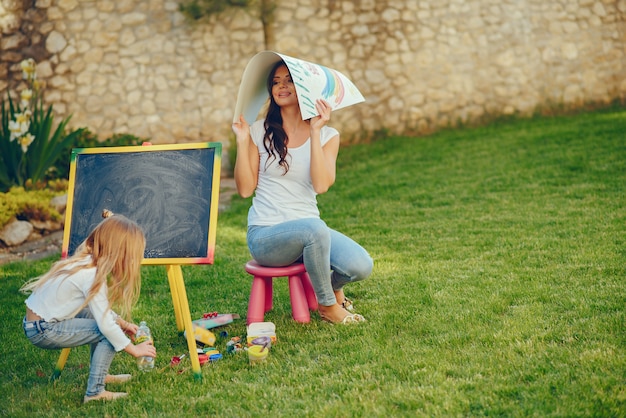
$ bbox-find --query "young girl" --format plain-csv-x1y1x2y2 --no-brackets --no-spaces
20,213,156,403
232,60,373,324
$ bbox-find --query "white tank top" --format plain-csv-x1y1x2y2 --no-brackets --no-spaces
247,119,338,226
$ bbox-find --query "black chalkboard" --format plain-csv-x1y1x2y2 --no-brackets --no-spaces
62,143,222,264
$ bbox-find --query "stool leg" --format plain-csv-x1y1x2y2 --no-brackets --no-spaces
264,277,273,313
247,276,267,325
289,274,311,323
301,272,318,311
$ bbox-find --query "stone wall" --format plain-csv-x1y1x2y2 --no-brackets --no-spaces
1,0,625,155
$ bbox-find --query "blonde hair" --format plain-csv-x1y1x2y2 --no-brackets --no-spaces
20,214,146,320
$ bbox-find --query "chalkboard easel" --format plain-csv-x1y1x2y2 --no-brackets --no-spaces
53,142,222,380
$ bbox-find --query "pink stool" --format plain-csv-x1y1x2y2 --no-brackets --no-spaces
245,260,318,324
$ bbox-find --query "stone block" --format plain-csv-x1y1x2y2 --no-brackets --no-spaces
1,33,27,50
0,14,21,34
45,30,67,53
50,195,67,213
0,219,33,247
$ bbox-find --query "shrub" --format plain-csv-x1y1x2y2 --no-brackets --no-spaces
0,187,63,229
179,0,250,20
52,129,147,179
0,59,84,192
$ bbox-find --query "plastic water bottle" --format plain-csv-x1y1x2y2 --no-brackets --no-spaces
135,321,154,372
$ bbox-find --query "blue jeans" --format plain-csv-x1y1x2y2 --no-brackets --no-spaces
23,309,116,397
248,218,373,306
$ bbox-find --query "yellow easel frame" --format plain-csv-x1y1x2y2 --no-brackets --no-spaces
52,142,222,381
166,265,203,379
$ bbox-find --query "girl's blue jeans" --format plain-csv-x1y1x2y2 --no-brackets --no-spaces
248,218,373,306
23,308,117,397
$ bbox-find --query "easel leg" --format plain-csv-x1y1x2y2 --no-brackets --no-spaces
167,265,202,380
51,348,71,380
166,265,184,333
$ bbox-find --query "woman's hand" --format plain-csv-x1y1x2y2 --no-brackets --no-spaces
308,99,339,194
232,114,251,144
310,99,332,133
233,114,259,198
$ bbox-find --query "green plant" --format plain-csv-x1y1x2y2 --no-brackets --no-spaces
0,59,84,193
0,187,63,229
179,0,276,48
178,0,249,19
52,129,147,180
227,131,237,176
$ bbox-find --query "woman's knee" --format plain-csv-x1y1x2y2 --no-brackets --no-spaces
359,254,374,280
301,218,330,243
351,254,373,281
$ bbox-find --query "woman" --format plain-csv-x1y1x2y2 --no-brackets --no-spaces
232,60,373,324
21,213,157,403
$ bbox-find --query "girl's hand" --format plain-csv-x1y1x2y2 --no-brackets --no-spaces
232,114,251,144
310,99,332,132
123,322,139,337
127,340,157,359
117,318,139,337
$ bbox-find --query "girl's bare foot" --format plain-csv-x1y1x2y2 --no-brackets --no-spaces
83,390,128,403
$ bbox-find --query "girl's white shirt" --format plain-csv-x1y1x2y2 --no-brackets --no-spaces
24,255,131,351
247,119,338,226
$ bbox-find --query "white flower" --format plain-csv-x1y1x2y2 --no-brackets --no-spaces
18,133,35,153
8,119,30,141
20,59,36,81
20,89,33,108
14,112,29,124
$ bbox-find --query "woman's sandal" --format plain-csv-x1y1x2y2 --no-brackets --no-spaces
321,312,365,324
340,313,365,324
341,297,355,312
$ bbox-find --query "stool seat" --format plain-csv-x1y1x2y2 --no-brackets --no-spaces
245,261,307,277
245,260,318,324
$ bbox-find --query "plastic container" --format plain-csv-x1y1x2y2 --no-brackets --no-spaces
248,345,269,364
197,353,209,365
135,321,154,371
184,324,216,347
246,322,276,346
250,336,272,350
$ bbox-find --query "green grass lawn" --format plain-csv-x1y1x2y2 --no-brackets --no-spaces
1,106,625,417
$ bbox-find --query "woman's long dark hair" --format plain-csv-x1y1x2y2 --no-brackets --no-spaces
263,61,290,174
